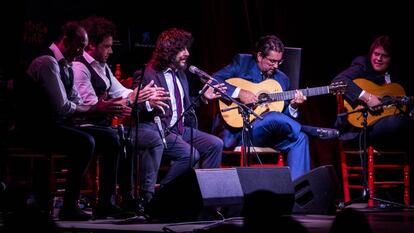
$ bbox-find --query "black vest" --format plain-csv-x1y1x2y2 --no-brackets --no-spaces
75,55,114,126
76,55,112,99
43,48,74,96
16,49,69,130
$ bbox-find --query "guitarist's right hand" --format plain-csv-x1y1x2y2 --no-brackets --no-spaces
239,89,258,104
360,92,382,110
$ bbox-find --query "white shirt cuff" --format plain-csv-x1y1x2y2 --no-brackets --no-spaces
232,87,241,98
145,101,153,112
288,104,298,118
359,90,366,98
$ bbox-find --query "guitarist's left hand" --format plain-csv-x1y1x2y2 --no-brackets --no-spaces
289,90,307,109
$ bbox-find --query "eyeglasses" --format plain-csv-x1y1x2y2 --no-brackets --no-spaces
265,57,284,66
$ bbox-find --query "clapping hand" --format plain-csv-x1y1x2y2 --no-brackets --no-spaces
148,85,170,114
96,96,131,118
130,80,165,103
128,80,170,114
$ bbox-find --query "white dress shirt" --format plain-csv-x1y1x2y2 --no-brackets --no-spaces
27,43,80,120
163,69,185,127
73,52,133,105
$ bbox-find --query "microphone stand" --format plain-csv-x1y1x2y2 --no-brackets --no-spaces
221,102,263,167
126,66,144,200
167,76,262,169
214,83,263,167
337,104,408,209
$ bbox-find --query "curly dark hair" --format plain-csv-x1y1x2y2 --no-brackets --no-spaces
80,16,117,46
369,35,392,57
150,28,193,71
253,35,284,60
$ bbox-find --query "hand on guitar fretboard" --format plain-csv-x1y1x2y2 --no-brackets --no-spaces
374,96,413,108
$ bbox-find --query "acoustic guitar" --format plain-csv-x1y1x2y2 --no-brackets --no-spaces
219,78,346,128
344,78,413,128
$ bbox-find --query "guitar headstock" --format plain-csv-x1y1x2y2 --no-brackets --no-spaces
390,96,414,105
329,81,347,95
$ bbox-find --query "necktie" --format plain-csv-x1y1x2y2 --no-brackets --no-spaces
58,59,73,96
171,70,184,134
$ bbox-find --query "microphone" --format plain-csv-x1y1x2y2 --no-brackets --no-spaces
132,65,146,89
0,181,6,193
189,65,217,82
154,116,168,149
117,124,127,158
133,69,143,80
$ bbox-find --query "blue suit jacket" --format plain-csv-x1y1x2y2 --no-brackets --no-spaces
212,54,293,148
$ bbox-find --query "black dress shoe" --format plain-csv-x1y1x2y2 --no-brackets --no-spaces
121,198,142,213
315,128,340,139
301,125,340,140
58,207,91,221
93,204,136,219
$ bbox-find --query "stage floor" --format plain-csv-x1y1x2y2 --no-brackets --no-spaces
55,204,414,233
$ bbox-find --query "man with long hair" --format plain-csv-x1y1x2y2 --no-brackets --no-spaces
139,28,225,204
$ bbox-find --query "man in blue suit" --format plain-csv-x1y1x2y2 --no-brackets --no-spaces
212,35,310,180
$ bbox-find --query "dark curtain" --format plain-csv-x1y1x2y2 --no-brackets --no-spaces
8,0,414,173
196,0,340,169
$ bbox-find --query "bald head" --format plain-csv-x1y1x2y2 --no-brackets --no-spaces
56,21,88,62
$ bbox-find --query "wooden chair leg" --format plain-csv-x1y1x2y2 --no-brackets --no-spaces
240,146,245,167
367,146,375,207
339,143,351,202
403,157,410,206
277,152,285,166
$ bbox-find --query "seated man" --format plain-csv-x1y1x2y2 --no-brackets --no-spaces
332,35,414,203
212,35,310,180
139,28,225,200
73,16,169,216
23,21,129,220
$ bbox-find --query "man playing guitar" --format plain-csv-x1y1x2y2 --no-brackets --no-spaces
332,35,413,148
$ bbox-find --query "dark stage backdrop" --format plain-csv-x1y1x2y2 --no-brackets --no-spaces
3,0,413,174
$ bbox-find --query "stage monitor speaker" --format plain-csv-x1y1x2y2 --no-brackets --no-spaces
292,165,340,214
236,167,295,215
145,168,244,222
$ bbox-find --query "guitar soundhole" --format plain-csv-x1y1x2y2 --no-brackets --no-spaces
258,93,270,103
369,108,383,116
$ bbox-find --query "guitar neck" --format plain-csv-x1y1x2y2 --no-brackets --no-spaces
269,86,331,101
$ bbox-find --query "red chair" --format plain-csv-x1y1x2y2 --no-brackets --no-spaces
337,95,410,206
222,146,284,168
